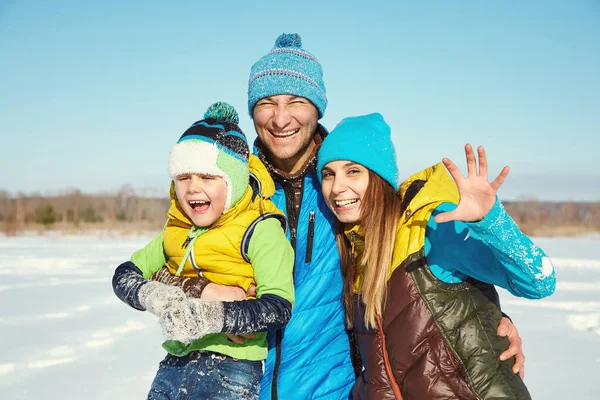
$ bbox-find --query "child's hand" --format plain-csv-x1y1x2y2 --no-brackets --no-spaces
138,281,186,317
160,299,224,344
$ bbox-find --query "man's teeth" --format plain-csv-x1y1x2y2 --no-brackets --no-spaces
272,128,299,138
335,199,358,207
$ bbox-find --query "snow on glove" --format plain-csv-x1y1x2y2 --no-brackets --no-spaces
138,281,186,317
159,298,224,344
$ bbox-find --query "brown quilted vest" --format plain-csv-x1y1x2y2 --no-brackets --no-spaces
348,164,531,400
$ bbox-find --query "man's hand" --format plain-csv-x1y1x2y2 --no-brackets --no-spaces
200,283,256,344
201,283,248,301
498,316,525,379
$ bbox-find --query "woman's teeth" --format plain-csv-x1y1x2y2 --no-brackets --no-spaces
335,199,358,207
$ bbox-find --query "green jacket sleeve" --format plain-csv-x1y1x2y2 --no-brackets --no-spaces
130,231,168,279
247,217,295,305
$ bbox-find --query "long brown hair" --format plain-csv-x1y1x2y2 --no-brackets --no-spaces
336,170,403,329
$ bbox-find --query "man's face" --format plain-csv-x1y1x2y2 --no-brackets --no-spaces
252,94,319,167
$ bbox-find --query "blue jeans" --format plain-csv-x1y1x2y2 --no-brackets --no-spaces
148,351,263,400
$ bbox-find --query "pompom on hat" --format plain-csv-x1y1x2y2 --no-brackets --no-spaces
317,113,399,190
248,33,327,118
169,102,249,211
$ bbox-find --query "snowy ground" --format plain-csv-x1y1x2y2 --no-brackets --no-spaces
0,232,598,399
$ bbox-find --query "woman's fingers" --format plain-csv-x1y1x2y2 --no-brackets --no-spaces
477,146,488,179
490,166,510,191
464,144,477,177
442,157,464,186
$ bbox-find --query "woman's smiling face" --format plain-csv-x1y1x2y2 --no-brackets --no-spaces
321,160,369,224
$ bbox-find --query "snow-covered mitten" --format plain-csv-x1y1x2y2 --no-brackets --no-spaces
138,281,186,316
159,299,224,344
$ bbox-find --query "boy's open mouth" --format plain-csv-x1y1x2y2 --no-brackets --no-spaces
188,200,210,212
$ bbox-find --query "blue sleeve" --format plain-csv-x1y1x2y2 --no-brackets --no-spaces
425,199,556,299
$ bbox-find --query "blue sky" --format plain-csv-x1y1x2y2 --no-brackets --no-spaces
1,1,598,201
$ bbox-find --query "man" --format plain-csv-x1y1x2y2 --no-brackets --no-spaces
246,33,526,399
245,34,356,399
113,33,525,400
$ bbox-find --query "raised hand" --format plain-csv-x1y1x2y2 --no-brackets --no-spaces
434,144,509,224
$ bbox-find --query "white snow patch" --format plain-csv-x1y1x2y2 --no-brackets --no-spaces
502,299,600,313
27,357,77,369
47,346,76,358
85,338,116,349
0,363,16,375
549,257,600,269
46,312,72,319
568,313,600,336
557,281,600,291
113,319,146,334
0,277,107,292
27,345,79,369
541,257,554,277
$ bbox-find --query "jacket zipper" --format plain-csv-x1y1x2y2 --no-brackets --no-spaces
272,179,304,400
305,211,315,263
283,182,300,250
376,314,403,399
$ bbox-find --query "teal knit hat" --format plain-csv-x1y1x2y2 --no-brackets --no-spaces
248,33,327,118
169,102,249,211
317,113,399,189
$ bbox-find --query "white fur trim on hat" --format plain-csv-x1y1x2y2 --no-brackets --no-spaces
169,141,233,210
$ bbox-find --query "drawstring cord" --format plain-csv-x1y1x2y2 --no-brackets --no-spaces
176,225,207,276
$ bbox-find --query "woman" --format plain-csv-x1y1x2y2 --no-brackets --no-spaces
317,113,555,400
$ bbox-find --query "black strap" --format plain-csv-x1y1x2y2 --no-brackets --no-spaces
249,172,262,201
240,213,288,263
271,329,284,399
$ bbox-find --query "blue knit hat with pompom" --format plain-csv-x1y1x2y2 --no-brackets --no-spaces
248,33,327,118
169,102,249,211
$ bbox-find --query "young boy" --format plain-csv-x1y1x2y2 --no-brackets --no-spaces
112,102,294,399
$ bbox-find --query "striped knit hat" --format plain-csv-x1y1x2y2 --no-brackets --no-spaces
169,102,249,211
248,33,327,118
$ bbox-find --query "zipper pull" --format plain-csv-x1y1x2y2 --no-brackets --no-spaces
305,211,316,263
182,236,192,249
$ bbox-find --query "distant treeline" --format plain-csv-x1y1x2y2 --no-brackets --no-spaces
1,189,598,236
503,200,600,235
0,187,169,235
